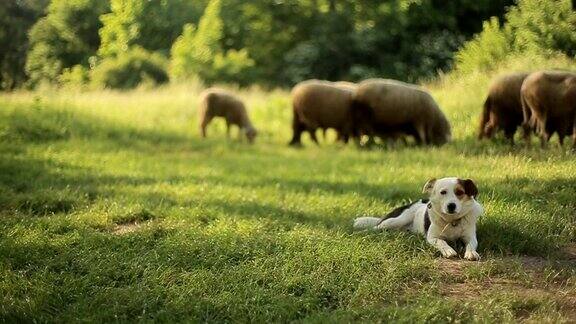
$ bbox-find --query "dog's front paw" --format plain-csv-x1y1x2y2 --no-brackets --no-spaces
440,247,458,259
464,250,480,261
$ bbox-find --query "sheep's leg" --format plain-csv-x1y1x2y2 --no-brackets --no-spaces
413,133,423,145
309,128,319,145
558,131,565,147
226,121,231,139
289,113,305,146
484,118,496,140
200,125,207,138
399,135,408,146
504,127,516,145
335,130,342,142
339,125,352,144
521,96,533,145
572,115,576,150
364,136,376,147
416,124,427,146
540,131,551,148
539,115,549,148
200,116,212,138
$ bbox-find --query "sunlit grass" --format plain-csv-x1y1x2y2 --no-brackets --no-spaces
1,60,575,322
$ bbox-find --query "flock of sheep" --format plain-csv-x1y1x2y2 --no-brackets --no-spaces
481,71,576,146
198,70,576,148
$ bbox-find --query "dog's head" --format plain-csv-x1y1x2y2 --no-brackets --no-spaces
422,177,478,220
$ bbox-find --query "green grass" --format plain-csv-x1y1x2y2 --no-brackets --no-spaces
1,62,576,322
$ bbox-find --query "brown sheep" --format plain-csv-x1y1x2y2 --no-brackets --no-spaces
521,71,576,147
289,80,356,146
326,81,358,142
333,81,357,91
479,72,529,144
352,79,451,146
198,88,257,143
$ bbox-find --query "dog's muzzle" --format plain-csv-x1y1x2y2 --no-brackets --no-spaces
446,203,457,214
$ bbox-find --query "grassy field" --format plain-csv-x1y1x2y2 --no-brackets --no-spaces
1,61,576,322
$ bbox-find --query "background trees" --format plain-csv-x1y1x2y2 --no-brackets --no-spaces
169,0,255,85
0,0,49,89
24,0,110,87
1,0,575,90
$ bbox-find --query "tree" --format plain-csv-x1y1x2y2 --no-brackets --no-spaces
98,0,206,58
25,0,110,87
2,0,521,88
0,0,48,89
169,0,254,85
91,46,168,89
218,0,514,85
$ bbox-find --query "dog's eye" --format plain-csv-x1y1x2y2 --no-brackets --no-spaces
455,189,464,196
440,190,447,195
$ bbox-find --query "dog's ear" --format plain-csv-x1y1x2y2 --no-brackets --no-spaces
422,178,436,194
460,179,479,198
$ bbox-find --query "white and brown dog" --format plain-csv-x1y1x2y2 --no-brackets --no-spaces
354,177,483,260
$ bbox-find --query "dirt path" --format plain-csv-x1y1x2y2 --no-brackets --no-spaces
436,245,576,322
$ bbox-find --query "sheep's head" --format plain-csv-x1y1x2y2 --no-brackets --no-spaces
245,127,257,144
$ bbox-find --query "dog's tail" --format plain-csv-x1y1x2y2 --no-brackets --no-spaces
353,217,382,230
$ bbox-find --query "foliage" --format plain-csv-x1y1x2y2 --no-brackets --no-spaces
211,49,255,85
506,0,576,56
456,0,576,73
0,0,48,90
90,47,168,89
169,0,255,85
59,65,90,88
455,18,512,74
97,0,144,58
2,0,541,88
229,0,516,85
169,0,223,81
25,0,110,87
98,0,205,57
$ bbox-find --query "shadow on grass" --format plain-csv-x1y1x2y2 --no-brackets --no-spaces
0,152,157,216
0,101,220,152
448,135,575,161
476,176,575,256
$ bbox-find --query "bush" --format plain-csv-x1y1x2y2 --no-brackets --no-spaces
169,0,254,85
59,65,90,88
210,49,255,85
90,47,168,89
507,0,576,56
25,0,109,87
456,0,576,73
455,17,512,74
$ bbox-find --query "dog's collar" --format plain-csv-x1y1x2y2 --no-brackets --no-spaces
427,202,463,227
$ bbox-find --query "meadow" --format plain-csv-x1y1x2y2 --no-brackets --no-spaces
1,61,575,322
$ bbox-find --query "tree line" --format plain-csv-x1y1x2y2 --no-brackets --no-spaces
1,0,574,90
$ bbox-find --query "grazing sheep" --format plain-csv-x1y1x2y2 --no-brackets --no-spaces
289,80,356,146
521,71,576,147
328,81,358,142
479,72,529,144
333,81,357,91
198,88,257,143
352,79,451,146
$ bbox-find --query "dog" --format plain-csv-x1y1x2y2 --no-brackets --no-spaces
353,177,483,260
